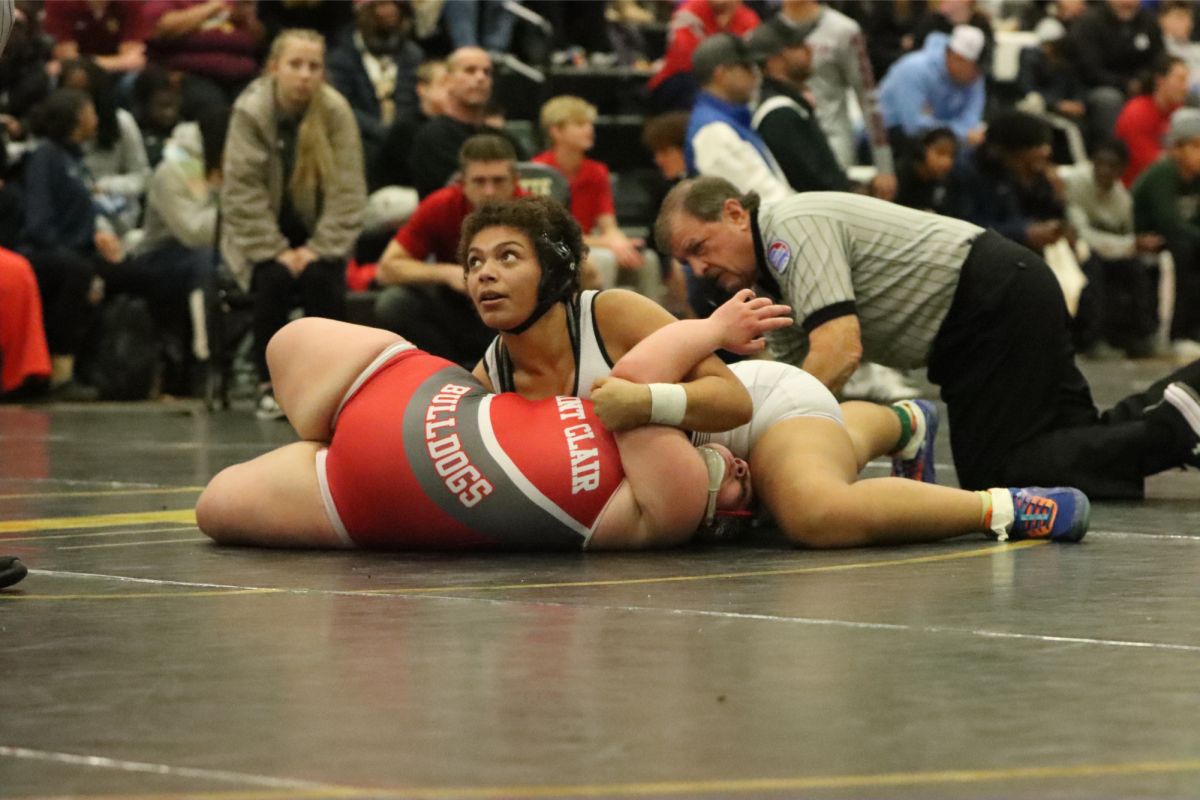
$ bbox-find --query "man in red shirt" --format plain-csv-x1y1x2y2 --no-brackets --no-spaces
533,95,662,301
1115,56,1190,186
648,0,760,112
370,134,526,365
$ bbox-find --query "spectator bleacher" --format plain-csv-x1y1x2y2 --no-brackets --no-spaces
11,0,1200,408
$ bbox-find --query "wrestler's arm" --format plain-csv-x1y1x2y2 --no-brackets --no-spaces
590,290,793,432
592,289,755,433
590,291,792,549
606,289,792,383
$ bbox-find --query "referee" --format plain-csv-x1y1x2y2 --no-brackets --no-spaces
656,176,1200,500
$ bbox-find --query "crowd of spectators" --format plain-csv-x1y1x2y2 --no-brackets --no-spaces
4,0,1200,410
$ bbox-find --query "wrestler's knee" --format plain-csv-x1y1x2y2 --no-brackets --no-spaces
195,467,247,543
265,318,325,373
774,490,869,549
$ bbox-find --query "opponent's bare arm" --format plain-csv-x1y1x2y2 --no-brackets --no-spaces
590,290,792,431
591,289,753,432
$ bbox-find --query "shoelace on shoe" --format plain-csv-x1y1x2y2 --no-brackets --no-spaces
1013,492,1058,538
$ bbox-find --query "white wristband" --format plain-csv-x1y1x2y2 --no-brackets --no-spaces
647,383,688,426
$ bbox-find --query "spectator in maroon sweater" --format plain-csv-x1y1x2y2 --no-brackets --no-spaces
44,1,149,75
1114,55,1190,187
143,0,265,115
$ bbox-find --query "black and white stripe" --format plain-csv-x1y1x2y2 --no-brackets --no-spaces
758,193,982,370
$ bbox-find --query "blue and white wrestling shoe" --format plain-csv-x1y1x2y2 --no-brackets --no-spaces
985,487,1091,543
890,399,939,484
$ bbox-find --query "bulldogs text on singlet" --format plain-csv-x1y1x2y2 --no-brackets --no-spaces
423,382,494,508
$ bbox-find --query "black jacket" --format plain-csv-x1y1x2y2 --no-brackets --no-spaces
1070,3,1164,90
325,29,424,147
754,77,850,194
21,140,95,255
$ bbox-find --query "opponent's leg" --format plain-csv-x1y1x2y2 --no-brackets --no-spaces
840,400,939,483
196,441,346,548
752,417,992,548
266,318,403,442
839,400,901,471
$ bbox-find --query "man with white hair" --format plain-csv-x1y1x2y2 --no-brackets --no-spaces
877,25,987,152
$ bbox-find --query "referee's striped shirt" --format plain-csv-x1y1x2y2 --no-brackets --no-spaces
755,193,983,370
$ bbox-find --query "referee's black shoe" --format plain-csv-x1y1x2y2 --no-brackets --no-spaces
1146,382,1200,468
0,556,27,589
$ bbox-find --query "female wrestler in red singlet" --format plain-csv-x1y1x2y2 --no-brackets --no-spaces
195,240,792,550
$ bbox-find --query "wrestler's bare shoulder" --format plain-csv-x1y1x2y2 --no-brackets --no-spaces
592,289,679,362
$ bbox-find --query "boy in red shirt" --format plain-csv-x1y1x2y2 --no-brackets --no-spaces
1115,56,1190,186
369,133,527,365
532,95,662,301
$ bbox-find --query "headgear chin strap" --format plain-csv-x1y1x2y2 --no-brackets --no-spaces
697,446,727,527
503,235,579,335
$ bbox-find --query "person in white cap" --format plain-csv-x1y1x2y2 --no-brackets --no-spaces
877,24,987,155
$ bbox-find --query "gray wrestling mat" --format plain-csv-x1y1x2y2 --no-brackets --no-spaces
1,356,1197,799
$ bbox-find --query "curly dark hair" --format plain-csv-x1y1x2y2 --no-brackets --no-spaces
29,88,91,145
457,195,588,279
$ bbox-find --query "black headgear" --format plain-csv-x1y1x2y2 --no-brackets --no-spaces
503,234,581,334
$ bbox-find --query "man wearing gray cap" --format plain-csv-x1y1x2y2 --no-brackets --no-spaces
746,17,849,195
877,24,987,152
1132,106,1200,348
683,32,792,203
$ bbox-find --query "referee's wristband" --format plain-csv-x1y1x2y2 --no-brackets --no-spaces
647,383,688,426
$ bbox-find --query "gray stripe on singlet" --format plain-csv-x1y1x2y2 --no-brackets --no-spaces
401,367,585,549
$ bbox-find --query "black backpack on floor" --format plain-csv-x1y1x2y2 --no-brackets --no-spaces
79,294,163,401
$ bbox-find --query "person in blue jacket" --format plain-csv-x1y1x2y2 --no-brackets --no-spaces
877,24,987,160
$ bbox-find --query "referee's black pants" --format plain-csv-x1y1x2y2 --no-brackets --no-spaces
927,231,1199,500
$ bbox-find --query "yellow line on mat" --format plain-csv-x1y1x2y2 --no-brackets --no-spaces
0,510,197,533
14,757,1200,800
353,540,1045,594
0,487,204,500
0,526,199,543
0,541,1043,601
